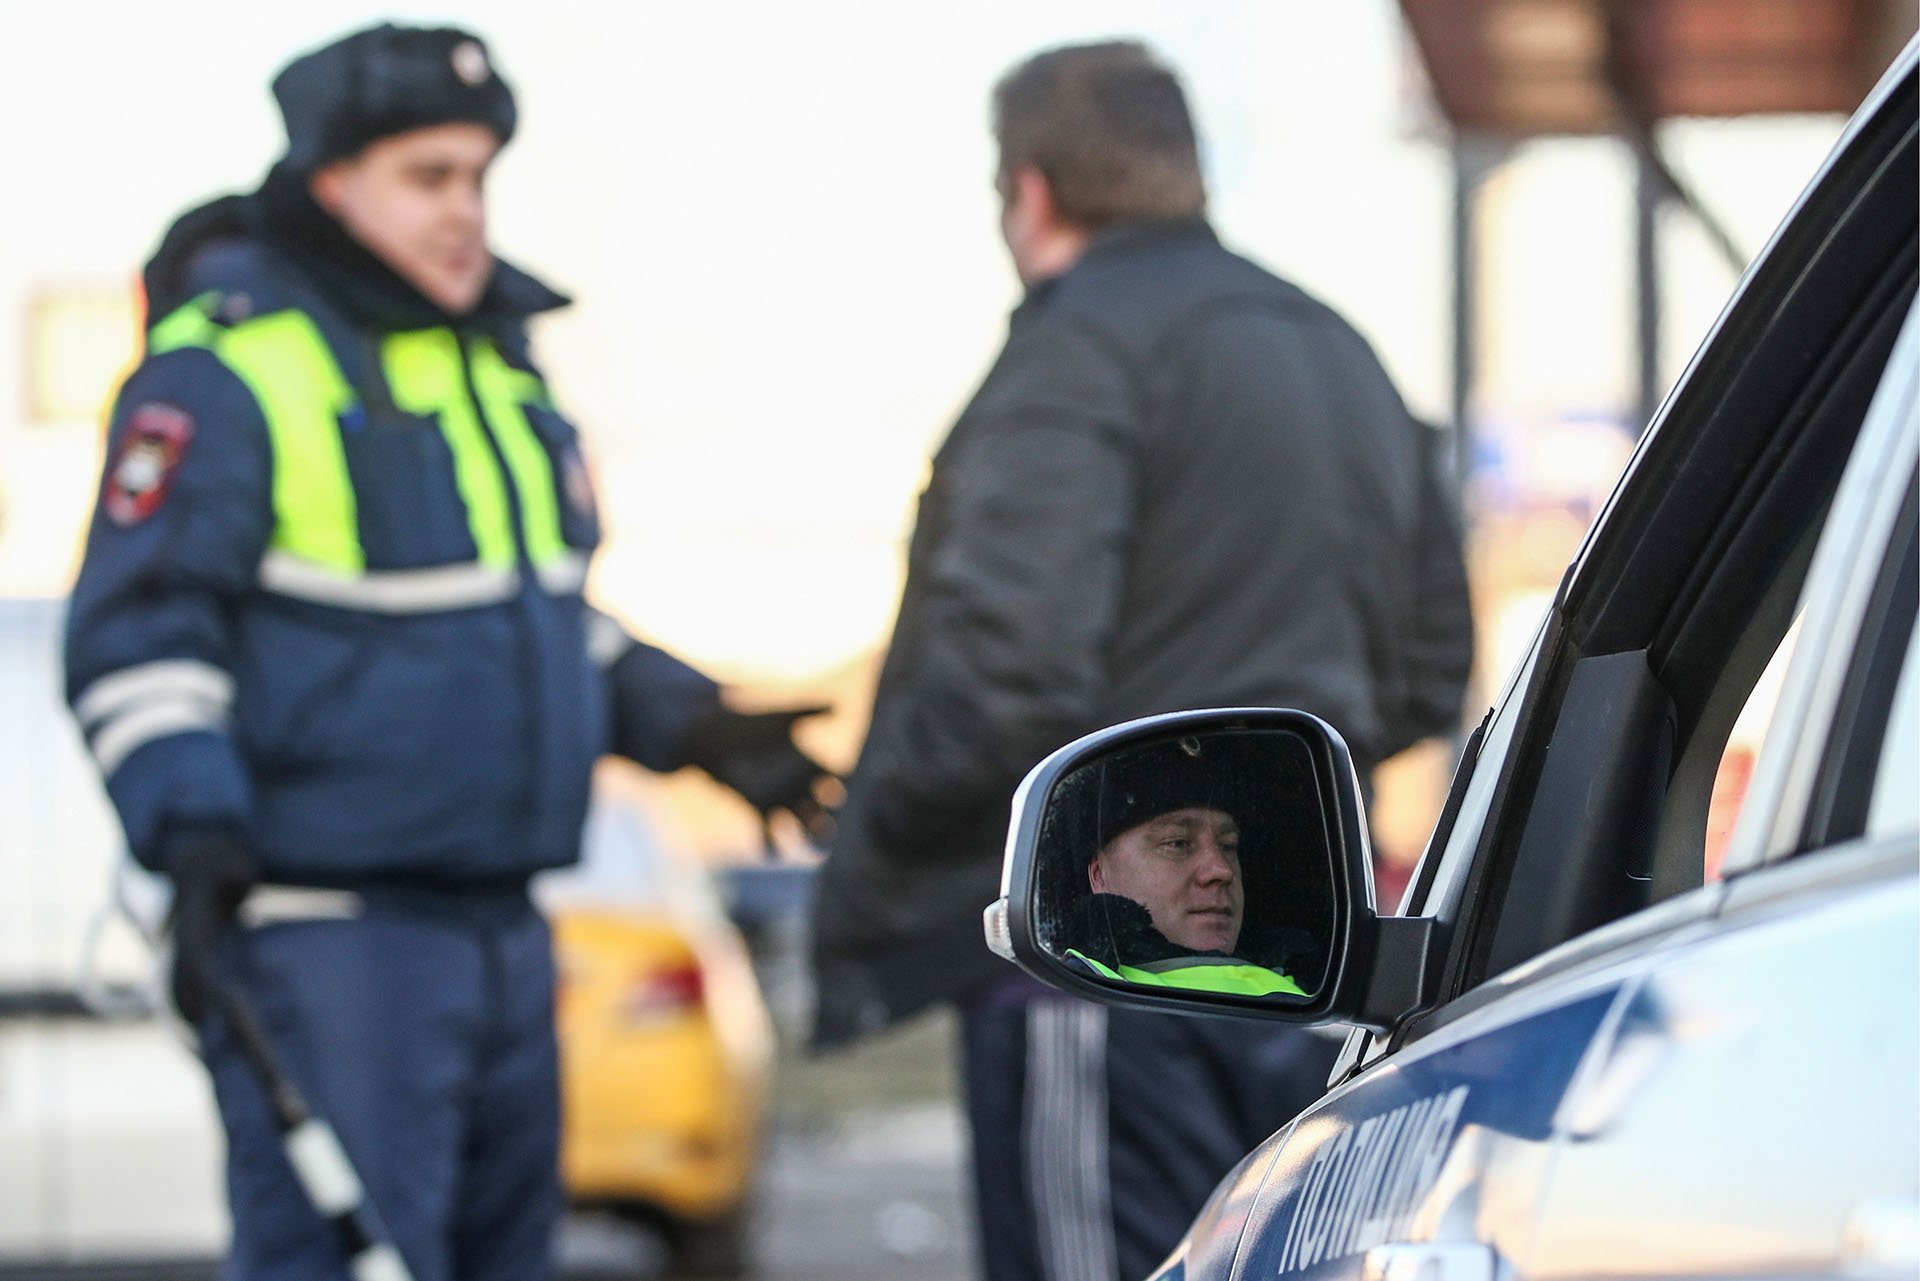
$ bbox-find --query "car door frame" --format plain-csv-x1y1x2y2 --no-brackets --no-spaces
1337,47,1918,1079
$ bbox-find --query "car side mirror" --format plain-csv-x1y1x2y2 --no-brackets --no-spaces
985,708,1441,1030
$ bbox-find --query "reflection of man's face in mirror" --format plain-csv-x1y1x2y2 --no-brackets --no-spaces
1089,806,1244,954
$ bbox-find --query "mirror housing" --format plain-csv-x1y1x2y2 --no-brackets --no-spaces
985,708,1441,1031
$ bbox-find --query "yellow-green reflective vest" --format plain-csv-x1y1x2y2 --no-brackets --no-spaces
1067,948,1306,997
149,293,587,613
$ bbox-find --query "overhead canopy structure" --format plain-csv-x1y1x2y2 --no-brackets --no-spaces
1399,0,1916,435
1400,0,1913,136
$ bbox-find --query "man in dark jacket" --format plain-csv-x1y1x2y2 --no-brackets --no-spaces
810,41,1472,1281
65,23,830,1280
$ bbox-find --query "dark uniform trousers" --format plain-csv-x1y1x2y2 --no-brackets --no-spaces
960,972,1340,1281
203,886,558,1281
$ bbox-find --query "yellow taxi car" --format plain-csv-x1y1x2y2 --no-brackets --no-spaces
538,787,775,1277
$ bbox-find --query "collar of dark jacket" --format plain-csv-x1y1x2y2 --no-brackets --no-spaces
1081,216,1218,263
1014,216,1218,316
143,164,569,334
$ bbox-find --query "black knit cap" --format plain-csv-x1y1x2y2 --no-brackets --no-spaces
1088,736,1252,852
272,23,516,174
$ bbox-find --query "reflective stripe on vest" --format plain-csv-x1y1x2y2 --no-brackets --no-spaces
151,295,578,611
1066,948,1306,997
251,547,590,613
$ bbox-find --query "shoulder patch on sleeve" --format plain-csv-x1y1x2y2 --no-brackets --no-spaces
104,403,195,525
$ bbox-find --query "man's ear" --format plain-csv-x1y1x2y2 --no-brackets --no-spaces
308,161,350,217
1002,164,1087,285
1010,165,1057,230
1088,857,1106,892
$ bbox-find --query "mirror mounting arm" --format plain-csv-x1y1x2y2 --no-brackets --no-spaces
1350,915,1443,1032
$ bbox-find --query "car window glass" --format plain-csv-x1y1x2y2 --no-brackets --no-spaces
1867,603,1918,836
1705,613,1803,881
1464,211,1914,985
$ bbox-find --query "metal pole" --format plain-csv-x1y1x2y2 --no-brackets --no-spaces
1635,145,1663,433
1450,136,1504,485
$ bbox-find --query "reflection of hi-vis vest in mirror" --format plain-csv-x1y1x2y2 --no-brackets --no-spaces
1065,949,1304,997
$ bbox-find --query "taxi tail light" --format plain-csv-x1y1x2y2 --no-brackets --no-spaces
621,961,705,1020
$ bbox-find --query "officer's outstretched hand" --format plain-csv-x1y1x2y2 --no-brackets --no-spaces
681,705,839,847
165,827,257,1025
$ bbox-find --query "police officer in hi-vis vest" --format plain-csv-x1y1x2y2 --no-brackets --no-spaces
65,23,831,1279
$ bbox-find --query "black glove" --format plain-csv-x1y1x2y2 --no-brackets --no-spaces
680,704,838,844
164,826,256,1025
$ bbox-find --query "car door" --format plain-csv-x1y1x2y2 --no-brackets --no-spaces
1521,287,1919,1281
1178,48,1917,1281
